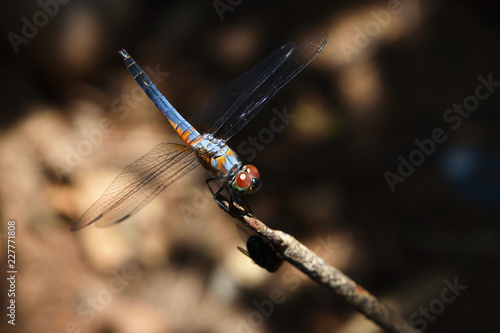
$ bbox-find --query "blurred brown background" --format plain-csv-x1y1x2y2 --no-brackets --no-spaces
1,0,500,332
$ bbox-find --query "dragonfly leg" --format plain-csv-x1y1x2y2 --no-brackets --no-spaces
206,178,252,215
205,178,219,196
206,178,231,211
228,187,252,215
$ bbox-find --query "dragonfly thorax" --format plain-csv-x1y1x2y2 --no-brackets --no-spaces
194,133,241,178
193,134,261,195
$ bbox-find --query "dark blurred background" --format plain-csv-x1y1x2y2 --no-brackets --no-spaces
1,0,500,332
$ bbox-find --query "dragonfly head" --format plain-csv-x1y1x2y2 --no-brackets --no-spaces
231,164,261,195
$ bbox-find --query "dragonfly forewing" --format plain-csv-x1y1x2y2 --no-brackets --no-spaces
189,42,295,135
207,32,329,141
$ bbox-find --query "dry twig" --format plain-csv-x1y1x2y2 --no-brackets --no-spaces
216,195,419,333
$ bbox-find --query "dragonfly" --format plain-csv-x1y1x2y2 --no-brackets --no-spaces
71,32,328,231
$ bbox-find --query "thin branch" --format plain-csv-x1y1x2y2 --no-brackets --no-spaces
216,195,419,333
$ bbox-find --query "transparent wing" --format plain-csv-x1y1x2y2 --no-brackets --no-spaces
189,42,294,135
71,143,200,230
192,33,328,141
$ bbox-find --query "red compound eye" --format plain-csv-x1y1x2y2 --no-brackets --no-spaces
245,165,259,179
236,172,252,189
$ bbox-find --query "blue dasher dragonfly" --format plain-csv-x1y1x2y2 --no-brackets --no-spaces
71,33,328,231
